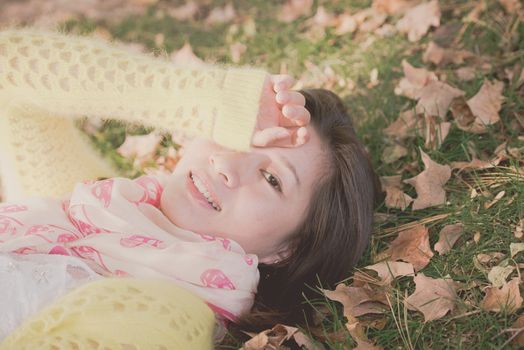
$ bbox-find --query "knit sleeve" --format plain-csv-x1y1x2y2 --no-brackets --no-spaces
0,278,216,350
0,28,267,152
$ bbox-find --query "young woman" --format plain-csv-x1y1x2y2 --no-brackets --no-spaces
0,27,381,349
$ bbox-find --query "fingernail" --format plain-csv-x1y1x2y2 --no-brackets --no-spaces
276,91,287,104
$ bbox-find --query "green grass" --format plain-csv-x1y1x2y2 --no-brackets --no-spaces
58,0,524,348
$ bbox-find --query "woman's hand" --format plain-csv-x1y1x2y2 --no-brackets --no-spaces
251,75,311,148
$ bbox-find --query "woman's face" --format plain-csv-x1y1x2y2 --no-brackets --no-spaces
160,124,328,263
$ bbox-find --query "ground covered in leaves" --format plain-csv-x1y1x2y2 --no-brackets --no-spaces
1,0,522,348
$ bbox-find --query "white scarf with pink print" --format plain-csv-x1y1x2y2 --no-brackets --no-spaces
0,174,260,321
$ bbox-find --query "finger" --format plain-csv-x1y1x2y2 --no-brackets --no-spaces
281,105,311,126
271,75,295,93
276,90,306,106
252,127,289,147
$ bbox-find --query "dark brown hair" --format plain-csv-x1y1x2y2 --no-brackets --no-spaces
224,88,383,341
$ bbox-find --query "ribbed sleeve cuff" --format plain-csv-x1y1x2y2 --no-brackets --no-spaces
213,68,268,152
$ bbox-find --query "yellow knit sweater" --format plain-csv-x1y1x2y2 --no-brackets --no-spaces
0,27,267,201
0,28,268,349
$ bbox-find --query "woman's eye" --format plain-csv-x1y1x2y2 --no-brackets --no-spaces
261,170,282,193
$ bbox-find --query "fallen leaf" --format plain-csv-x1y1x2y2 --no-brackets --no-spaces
117,132,163,167
367,68,380,88
415,81,465,119
380,175,414,210
385,224,434,271
396,0,441,42
403,149,452,210
450,156,500,172
510,314,524,346
480,277,523,314
434,223,464,255
466,79,505,129
334,13,358,35
488,265,515,288
230,42,247,63
241,324,298,350
165,1,199,21
205,3,236,25
381,143,408,164
394,60,438,100
278,0,313,23
405,273,458,322
384,109,420,139
309,6,337,28
422,41,473,66
170,42,207,67
372,0,414,15
510,242,524,258
323,284,385,349
420,115,451,149
363,261,415,286
293,331,326,350
450,96,485,134
499,0,522,13
455,67,476,81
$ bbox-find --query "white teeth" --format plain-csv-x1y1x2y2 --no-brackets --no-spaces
191,175,221,211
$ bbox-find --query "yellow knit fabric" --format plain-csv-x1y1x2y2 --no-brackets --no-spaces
0,27,267,201
0,278,216,350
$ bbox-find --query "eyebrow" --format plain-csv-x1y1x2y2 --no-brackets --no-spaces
276,154,301,188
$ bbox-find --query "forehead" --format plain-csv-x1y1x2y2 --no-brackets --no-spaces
252,125,328,181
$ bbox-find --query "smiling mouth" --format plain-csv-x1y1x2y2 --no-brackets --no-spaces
189,172,222,211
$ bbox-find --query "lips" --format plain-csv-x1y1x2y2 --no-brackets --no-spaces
187,171,221,211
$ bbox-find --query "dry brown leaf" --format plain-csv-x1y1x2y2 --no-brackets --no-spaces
165,1,199,20
510,314,524,346
381,143,408,164
394,60,438,100
241,324,298,350
293,331,326,350
372,0,414,15
467,79,505,128
0,0,155,27
434,223,464,255
403,149,452,210
278,0,313,23
117,132,163,168
309,6,337,28
384,109,420,139
510,243,524,258
396,0,441,42
455,67,476,81
499,0,522,12
363,261,415,286
205,3,236,25
415,81,465,119
170,42,207,67
422,41,473,66
480,277,523,314
230,42,247,63
334,13,358,35
406,273,458,322
420,115,451,149
385,224,434,271
323,284,384,349
380,175,414,210
450,156,500,172
488,265,515,288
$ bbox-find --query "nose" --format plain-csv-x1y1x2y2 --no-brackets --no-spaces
209,152,270,188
